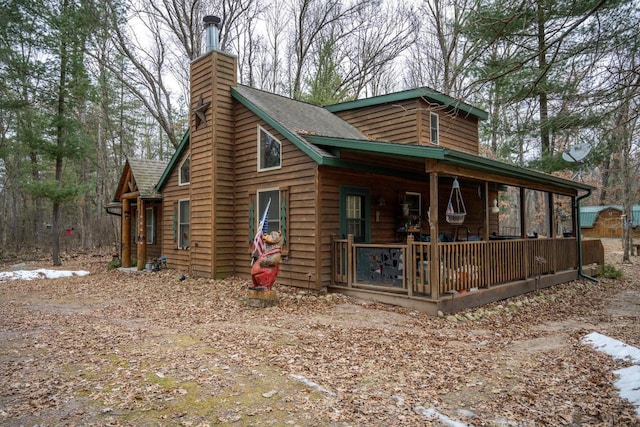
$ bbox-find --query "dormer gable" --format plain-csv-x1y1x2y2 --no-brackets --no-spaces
325,87,488,155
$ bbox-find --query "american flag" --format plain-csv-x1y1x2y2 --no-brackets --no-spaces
252,199,271,263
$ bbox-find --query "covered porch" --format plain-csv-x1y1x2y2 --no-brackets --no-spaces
331,235,604,314
309,134,601,312
109,158,168,270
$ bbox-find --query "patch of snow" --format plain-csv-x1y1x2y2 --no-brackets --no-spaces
615,365,640,418
0,269,90,282
290,374,336,397
414,405,468,427
582,332,640,364
582,332,640,418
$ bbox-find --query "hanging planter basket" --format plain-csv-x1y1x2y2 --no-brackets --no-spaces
446,178,467,225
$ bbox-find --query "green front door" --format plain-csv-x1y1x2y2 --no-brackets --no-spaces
340,186,370,243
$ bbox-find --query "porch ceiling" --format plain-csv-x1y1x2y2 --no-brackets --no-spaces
304,135,593,194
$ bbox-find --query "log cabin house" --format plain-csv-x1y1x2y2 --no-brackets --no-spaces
111,27,604,314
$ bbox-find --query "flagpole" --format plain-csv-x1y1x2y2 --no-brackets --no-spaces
251,198,271,265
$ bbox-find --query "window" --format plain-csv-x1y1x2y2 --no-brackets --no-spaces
179,155,190,185
257,189,280,233
346,195,366,241
430,112,439,145
258,126,281,171
404,192,422,217
146,207,155,244
178,200,190,249
340,186,370,243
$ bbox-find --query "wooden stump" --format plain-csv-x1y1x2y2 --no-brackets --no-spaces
246,288,278,308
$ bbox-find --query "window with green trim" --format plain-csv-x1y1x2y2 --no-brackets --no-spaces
257,189,280,233
178,199,190,249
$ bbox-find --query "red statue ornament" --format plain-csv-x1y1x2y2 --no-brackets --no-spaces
250,231,282,290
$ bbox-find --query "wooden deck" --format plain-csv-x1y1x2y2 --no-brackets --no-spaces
330,236,604,314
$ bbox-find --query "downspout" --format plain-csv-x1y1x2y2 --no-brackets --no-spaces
104,206,122,217
576,189,598,282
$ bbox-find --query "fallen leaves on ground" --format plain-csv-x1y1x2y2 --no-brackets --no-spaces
0,240,638,426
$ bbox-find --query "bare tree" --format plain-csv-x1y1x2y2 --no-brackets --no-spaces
263,0,288,93
97,0,184,149
404,0,480,98
287,0,366,99
340,1,418,99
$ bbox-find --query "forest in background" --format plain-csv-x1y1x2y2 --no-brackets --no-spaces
0,0,638,264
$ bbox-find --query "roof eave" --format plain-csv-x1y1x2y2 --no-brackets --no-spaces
443,149,593,192
305,135,446,159
156,130,190,191
306,135,593,192
325,87,488,120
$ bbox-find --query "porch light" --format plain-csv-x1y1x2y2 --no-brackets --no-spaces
491,198,500,214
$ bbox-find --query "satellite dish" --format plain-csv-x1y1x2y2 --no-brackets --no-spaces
562,143,591,163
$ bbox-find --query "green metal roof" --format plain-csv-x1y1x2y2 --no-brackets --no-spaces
156,129,189,191
304,135,593,193
325,87,489,120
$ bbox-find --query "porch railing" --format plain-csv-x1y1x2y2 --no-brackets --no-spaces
581,239,605,266
332,236,585,297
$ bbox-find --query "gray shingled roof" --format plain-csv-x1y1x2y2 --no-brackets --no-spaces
127,158,168,199
234,85,367,141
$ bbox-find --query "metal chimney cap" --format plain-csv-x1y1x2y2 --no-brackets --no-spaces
203,15,221,27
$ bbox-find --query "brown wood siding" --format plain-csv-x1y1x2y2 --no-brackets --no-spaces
334,100,420,143
189,54,214,277
231,103,321,288
159,150,191,271
337,99,479,154
187,50,238,278
211,53,238,278
334,98,480,154
419,98,479,154
339,151,426,174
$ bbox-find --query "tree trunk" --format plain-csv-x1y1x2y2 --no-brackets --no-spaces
537,0,550,156
52,0,69,266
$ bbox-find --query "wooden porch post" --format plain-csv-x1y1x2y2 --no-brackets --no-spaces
429,172,440,300
549,193,556,237
483,182,490,241
519,187,526,238
122,198,131,268
347,234,354,287
484,182,491,288
520,187,530,278
406,234,414,297
137,197,146,270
